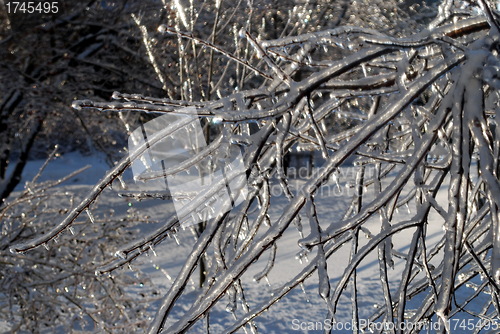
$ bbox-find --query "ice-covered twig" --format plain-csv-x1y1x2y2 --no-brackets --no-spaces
242,30,292,85
158,25,272,80
225,233,353,333
11,116,197,253
330,217,426,314
147,213,225,334
301,67,458,247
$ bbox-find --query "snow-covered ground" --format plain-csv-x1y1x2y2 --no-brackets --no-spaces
3,152,493,333
15,151,113,188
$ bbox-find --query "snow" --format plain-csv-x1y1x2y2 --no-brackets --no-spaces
15,151,112,189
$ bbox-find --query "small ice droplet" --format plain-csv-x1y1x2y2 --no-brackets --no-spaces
71,101,82,110
10,247,23,254
158,24,168,33
238,28,246,39
115,251,126,259
457,273,467,283
212,116,223,124
225,303,235,313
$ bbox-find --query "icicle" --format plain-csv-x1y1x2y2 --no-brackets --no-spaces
299,282,307,295
69,227,75,235
304,252,310,263
117,175,127,189
264,275,271,287
225,303,236,314
149,244,157,257
299,282,310,303
189,277,197,289
295,252,304,264
43,243,49,250
161,268,172,281
172,233,180,245
264,214,271,227
361,63,368,77
85,208,95,224
334,174,341,191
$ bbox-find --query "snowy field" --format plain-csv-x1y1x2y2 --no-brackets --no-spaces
2,151,495,333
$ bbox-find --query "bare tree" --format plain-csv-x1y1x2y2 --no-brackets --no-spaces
1,149,160,333
8,0,500,333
